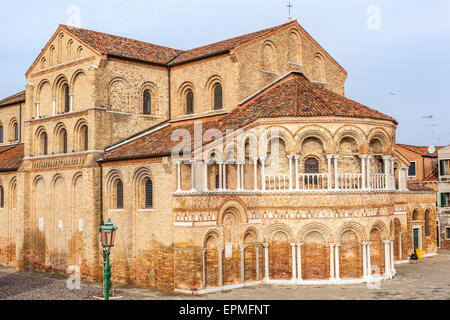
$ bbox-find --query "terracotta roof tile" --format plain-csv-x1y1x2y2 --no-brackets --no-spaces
102,72,397,162
61,25,182,65
0,91,25,108
0,144,24,171
396,144,444,157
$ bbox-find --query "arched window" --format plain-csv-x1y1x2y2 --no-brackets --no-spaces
82,126,88,151
215,174,220,189
143,90,151,115
145,179,153,209
0,126,3,143
213,84,223,110
42,132,48,155
116,180,124,209
59,128,68,154
425,210,430,236
0,186,4,208
412,209,419,221
13,123,19,141
305,158,319,173
64,85,70,113
186,90,194,115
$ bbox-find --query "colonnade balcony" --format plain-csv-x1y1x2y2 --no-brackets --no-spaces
173,154,409,195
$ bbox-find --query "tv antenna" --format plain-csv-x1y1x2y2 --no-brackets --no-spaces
422,114,439,146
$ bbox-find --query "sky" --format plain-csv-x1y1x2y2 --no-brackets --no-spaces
0,0,449,146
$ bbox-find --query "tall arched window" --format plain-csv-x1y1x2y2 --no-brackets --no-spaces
82,126,88,151
425,210,430,236
59,128,68,154
116,180,124,209
145,179,153,209
64,85,70,113
213,84,223,110
0,186,4,209
42,132,48,155
186,90,194,115
0,126,3,143
14,123,19,141
143,90,151,115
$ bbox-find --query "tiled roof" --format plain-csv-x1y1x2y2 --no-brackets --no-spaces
168,21,295,65
396,144,444,157
0,91,25,108
102,72,397,162
0,144,24,172
61,25,182,65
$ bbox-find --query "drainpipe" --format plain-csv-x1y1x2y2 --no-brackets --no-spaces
168,66,172,121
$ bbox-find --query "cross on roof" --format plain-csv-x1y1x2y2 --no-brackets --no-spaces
286,2,294,20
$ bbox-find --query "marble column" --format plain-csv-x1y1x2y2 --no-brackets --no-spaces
253,158,259,191
326,155,333,190
218,247,224,287
366,156,372,190
69,93,74,112
390,240,395,272
334,156,340,190
255,245,260,281
288,156,294,191
223,162,227,190
260,158,267,191
176,161,182,192
297,243,303,281
237,163,241,191
203,160,209,192
264,244,269,280
218,162,223,191
334,244,340,280
35,102,40,118
240,245,246,283
290,243,297,281
398,232,403,261
240,163,245,190
361,242,368,277
367,242,372,277
329,243,335,280
294,156,300,190
190,160,197,192
383,240,391,275
359,155,367,190
382,156,390,190
52,97,56,115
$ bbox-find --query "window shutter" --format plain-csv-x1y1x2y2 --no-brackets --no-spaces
0,127,3,143
442,193,447,207
440,160,445,176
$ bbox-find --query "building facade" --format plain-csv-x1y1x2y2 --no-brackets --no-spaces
0,20,437,293
438,146,450,249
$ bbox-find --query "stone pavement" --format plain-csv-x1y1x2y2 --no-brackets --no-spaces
1,250,449,300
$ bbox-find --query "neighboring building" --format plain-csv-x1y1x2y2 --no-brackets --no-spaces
438,146,450,249
0,20,437,293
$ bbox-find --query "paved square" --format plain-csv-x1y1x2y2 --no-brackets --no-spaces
1,250,449,300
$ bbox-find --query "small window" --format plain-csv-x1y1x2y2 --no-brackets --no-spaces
116,180,124,209
305,158,319,174
215,174,220,189
64,85,70,113
408,161,416,177
0,126,3,143
143,90,151,115
186,90,194,115
145,179,153,209
0,186,4,208
441,160,450,176
213,84,223,110
441,193,450,208
446,228,450,240
62,129,67,154
425,210,431,236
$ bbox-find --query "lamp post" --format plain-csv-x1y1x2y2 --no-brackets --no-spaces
100,219,118,301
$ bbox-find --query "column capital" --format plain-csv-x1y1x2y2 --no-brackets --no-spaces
360,242,369,246
251,157,259,162
263,243,269,248
326,154,334,160
382,240,391,244
239,244,247,251
381,155,391,161
398,231,403,236
294,155,301,160
52,97,56,101
328,243,336,248
217,247,224,253
333,155,340,159
259,157,267,162
287,155,295,160
358,154,369,159
290,243,297,248
296,243,304,247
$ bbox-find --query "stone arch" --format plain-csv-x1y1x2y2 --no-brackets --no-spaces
73,118,88,152
264,223,293,242
367,128,391,153
243,227,259,243
313,52,326,82
239,131,258,160
217,199,247,225
334,125,366,149
259,126,294,157
178,81,196,115
287,28,302,64
105,169,124,209
371,220,390,239
8,177,17,210
70,70,88,111
35,126,49,155
8,118,18,142
205,75,224,110
139,81,159,116
132,167,154,209
67,39,74,61
36,79,52,117
335,221,368,242
109,77,130,112
262,40,277,72
52,75,70,113
266,223,292,280
53,122,68,154
298,223,333,242
294,126,334,154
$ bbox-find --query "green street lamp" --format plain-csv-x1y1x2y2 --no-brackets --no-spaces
100,219,118,301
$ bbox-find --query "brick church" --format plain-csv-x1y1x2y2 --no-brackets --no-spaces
0,20,437,293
